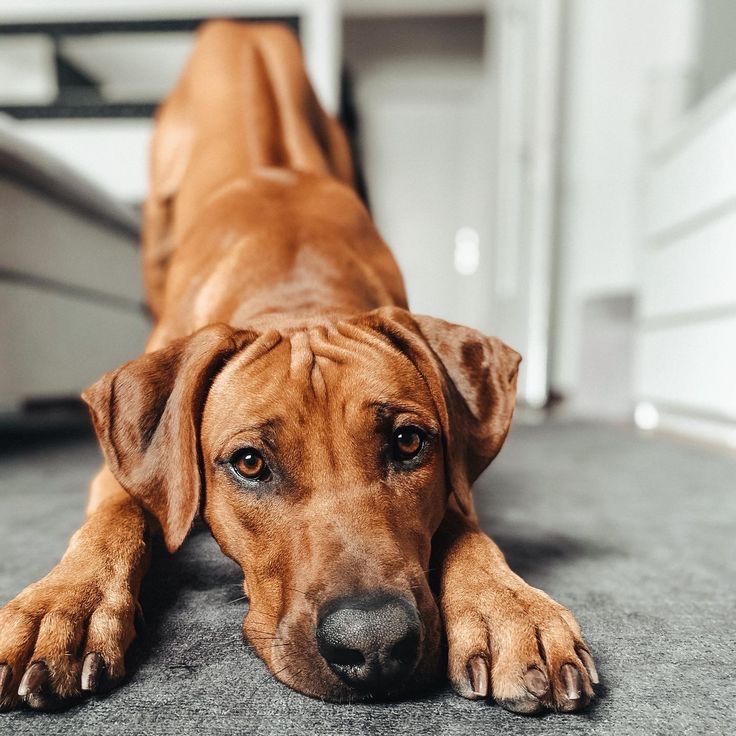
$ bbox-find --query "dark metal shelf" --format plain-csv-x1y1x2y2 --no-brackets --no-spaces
0,15,299,120
0,16,299,36
1,103,158,120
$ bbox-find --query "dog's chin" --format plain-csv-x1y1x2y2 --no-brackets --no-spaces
272,668,439,704
263,647,443,704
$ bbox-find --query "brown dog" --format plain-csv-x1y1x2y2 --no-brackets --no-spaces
0,21,598,713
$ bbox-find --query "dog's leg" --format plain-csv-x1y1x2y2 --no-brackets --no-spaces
434,503,598,714
0,466,149,710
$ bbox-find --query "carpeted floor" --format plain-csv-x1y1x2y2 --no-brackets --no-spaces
0,420,733,735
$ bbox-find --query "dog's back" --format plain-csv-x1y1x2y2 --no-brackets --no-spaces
140,21,408,348
142,21,360,321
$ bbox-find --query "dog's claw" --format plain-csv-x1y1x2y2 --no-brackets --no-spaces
81,653,104,693
561,663,581,700
577,647,599,685
18,661,48,697
0,664,12,700
468,655,489,698
523,666,549,698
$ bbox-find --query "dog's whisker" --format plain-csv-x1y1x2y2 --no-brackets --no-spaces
244,629,281,637
243,643,293,653
282,665,307,692
247,661,294,704
244,633,283,640
246,667,281,704
268,663,294,681
285,585,309,598
246,608,279,620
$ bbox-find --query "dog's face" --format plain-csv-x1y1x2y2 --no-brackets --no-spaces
83,308,520,701
200,326,447,698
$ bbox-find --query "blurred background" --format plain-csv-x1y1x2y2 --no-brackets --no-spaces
0,0,734,450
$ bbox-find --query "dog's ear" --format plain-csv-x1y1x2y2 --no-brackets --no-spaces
353,307,521,517
82,324,262,552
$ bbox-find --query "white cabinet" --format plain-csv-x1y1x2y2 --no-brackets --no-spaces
637,77,736,447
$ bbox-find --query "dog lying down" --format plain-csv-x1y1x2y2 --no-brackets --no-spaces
0,21,598,713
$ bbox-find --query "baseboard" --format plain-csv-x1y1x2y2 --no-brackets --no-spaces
635,401,736,450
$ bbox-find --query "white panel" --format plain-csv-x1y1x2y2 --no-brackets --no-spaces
641,210,736,319
13,120,152,203
647,101,736,238
0,284,149,410
636,317,736,418
0,35,56,105
0,181,143,302
61,33,194,102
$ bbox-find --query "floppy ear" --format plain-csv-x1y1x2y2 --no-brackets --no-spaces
81,324,262,552
355,307,521,517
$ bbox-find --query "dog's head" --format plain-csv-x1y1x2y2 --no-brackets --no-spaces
83,307,520,700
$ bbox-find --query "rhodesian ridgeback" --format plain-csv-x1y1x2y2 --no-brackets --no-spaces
0,20,598,713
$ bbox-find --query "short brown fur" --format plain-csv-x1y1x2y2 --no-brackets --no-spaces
0,21,597,712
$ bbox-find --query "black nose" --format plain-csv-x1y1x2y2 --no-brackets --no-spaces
316,593,421,692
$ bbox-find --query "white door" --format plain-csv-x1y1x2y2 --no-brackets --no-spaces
357,67,495,336
488,0,563,408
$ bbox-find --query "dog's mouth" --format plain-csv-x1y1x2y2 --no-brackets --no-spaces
243,589,440,701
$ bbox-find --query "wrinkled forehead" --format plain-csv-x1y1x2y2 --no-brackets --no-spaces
203,325,436,433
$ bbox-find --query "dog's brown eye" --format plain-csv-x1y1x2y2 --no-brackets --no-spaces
231,449,270,481
392,427,425,461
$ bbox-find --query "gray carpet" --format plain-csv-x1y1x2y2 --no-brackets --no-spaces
0,421,733,735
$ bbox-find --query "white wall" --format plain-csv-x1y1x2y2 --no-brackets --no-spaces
637,76,736,447
552,0,697,400
0,180,148,409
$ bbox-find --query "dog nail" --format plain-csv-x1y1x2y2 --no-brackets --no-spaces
0,665,12,699
468,655,489,697
81,653,104,692
523,666,549,698
18,661,48,697
561,663,581,700
26,692,52,711
578,648,599,685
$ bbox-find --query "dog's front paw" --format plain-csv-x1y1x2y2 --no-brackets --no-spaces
443,582,598,714
0,567,138,711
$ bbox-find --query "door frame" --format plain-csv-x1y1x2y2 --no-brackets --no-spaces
489,0,563,408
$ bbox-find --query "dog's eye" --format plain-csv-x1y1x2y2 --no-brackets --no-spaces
230,448,271,481
392,426,425,462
